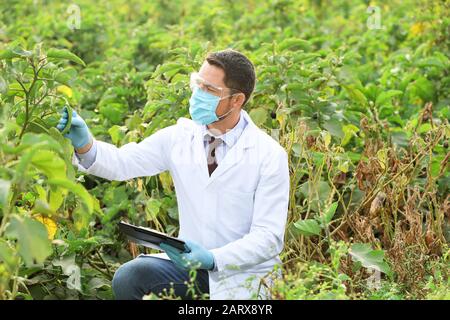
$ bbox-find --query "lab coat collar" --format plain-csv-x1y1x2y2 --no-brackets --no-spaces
194,109,257,148
192,109,257,185
177,109,258,185
201,110,248,148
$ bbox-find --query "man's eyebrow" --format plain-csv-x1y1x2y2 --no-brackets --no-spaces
197,73,222,88
205,80,221,88
205,83,218,89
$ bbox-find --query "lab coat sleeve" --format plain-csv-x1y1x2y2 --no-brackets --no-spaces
209,147,290,278
71,125,174,181
74,138,98,169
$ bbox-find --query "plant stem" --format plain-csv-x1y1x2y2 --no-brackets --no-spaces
95,249,113,277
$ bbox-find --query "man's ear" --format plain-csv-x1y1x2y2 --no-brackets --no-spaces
232,93,246,109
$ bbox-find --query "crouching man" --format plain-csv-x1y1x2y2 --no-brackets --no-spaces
57,49,290,299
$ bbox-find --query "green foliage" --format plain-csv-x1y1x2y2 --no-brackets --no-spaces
349,243,392,278
5,215,52,266
270,241,351,300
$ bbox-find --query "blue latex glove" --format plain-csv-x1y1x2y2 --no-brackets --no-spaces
56,107,91,149
160,239,215,271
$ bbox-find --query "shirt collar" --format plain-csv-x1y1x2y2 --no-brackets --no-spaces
202,110,248,147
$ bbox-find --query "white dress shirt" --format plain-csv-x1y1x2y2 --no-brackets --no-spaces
201,111,248,163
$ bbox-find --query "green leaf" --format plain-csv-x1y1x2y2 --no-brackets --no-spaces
322,131,331,148
55,68,78,86
5,215,52,266
343,85,367,106
49,187,66,211
32,199,54,216
0,239,18,272
145,198,162,220
73,205,92,232
322,201,338,225
285,83,309,101
375,90,403,106
349,243,392,277
338,160,349,173
108,125,126,145
322,117,344,139
154,62,187,78
26,118,50,134
391,130,409,148
12,136,66,184
278,38,311,52
341,124,359,146
31,150,67,179
294,219,322,236
376,148,388,170
60,105,73,135
418,123,432,134
417,56,448,71
99,103,127,124
292,143,302,157
298,180,331,213
430,155,444,178
414,77,435,102
87,277,110,292
12,48,33,57
46,49,86,67
249,108,268,126
47,178,94,213
0,49,21,60
47,127,76,180
126,113,143,131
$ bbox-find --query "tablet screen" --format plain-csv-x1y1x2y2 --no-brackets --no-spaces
119,221,186,252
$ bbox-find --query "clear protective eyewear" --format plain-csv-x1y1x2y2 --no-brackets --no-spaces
189,72,239,99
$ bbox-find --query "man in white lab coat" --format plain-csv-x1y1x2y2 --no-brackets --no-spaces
57,49,290,300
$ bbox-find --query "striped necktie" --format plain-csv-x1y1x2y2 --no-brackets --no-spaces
206,135,223,176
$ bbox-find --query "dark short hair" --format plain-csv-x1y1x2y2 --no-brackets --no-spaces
206,49,256,106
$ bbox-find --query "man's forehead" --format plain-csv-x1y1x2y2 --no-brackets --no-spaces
198,61,225,87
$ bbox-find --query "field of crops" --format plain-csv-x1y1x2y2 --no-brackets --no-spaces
0,0,449,300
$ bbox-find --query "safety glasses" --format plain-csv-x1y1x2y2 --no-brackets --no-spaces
189,72,240,99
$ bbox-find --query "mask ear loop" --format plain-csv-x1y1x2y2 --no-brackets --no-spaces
217,107,234,120
216,93,238,120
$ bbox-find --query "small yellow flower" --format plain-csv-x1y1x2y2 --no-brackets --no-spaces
410,22,426,36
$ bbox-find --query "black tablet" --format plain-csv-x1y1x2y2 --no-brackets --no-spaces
118,220,187,252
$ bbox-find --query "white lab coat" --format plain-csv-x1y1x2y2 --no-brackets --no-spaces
72,110,290,299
